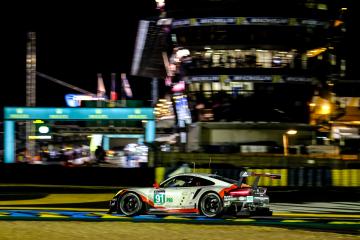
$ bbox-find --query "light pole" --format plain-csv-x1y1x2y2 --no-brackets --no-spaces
283,129,297,156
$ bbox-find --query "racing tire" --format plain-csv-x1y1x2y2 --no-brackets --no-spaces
118,192,143,216
199,192,223,218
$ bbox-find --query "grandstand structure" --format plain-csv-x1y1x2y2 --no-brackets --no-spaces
132,0,350,152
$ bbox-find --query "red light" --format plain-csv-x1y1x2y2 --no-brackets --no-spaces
228,188,251,197
172,81,185,92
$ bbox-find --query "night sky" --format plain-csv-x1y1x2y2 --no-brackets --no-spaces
2,1,158,110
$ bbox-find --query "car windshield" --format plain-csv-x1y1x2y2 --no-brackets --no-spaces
210,175,238,184
160,175,216,188
160,176,187,188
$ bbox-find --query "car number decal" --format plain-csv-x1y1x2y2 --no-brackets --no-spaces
154,190,174,205
154,190,166,205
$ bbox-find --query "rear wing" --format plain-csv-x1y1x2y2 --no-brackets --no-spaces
239,171,281,188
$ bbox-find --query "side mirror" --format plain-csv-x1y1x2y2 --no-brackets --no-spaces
153,183,160,189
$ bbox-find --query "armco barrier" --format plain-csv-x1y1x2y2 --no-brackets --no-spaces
1,163,359,187
155,166,360,187
156,166,289,187
151,152,360,168
332,169,360,187
0,164,154,186
287,167,332,187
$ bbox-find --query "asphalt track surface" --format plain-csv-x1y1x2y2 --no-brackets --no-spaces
0,184,359,235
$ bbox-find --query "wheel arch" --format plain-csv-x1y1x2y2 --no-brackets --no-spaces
197,190,223,212
198,190,222,200
117,191,145,216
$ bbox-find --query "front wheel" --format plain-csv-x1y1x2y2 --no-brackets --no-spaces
199,192,223,218
118,192,143,216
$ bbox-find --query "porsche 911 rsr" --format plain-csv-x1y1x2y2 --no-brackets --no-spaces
108,171,280,218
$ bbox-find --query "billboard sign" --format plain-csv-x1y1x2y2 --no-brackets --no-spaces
4,107,155,120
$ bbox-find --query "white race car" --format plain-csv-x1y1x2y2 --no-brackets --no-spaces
108,171,280,218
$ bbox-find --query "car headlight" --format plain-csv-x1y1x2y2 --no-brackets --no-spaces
109,199,117,207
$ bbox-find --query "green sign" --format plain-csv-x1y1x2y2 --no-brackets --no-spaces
154,191,166,205
154,191,173,205
4,107,155,120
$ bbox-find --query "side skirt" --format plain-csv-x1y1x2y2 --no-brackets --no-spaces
148,208,199,215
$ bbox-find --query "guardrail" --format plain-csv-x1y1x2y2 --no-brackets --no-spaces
0,163,359,188
150,152,360,169
155,166,360,187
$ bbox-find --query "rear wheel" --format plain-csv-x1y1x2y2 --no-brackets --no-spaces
118,192,143,216
199,192,223,218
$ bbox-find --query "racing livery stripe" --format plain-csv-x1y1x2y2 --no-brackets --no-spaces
192,188,202,199
138,193,198,212
139,194,166,209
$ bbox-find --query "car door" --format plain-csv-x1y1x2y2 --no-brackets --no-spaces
163,176,212,209
163,176,201,209
152,176,188,209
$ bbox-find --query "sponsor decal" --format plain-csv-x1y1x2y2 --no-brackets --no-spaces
224,196,237,201
246,196,254,203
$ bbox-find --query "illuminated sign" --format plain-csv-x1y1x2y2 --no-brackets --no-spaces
198,18,236,25
173,95,192,127
186,76,219,82
172,17,329,28
157,18,172,26
172,81,185,92
286,77,313,82
4,107,155,120
38,126,50,134
65,94,106,107
186,75,313,83
248,18,288,24
4,107,156,164
230,75,273,81
28,135,52,140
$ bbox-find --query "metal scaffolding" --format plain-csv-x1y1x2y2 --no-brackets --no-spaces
25,32,36,160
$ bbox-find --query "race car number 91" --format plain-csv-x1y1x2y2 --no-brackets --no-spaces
154,190,166,205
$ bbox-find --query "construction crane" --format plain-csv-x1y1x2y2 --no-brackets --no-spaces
36,72,97,97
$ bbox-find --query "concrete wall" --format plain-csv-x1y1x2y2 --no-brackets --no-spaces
208,129,282,144
206,129,314,146
187,122,316,152
0,164,154,186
